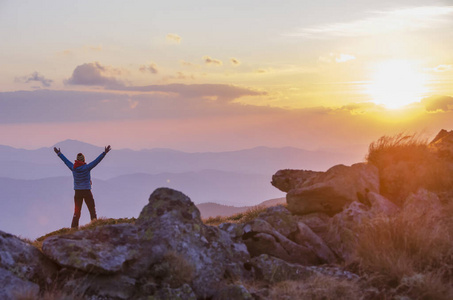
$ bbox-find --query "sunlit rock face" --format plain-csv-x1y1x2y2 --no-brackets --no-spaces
283,163,379,216
430,129,453,160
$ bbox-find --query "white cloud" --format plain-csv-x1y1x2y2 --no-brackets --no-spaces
290,6,453,38
166,33,181,43
319,53,356,63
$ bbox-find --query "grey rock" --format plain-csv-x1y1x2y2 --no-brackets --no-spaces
250,254,315,283
151,284,197,300
287,163,379,216
0,230,57,289
295,213,330,237
0,267,39,300
213,284,254,300
255,205,298,237
243,218,321,265
42,223,140,274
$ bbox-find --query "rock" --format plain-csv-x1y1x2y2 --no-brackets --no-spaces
367,192,399,216
294,222,338,264
286,163,379,216
40,188,251,299
152,284,197,300
135,188,251,298
271,169,322,192
43,223,140,274
0,230,57,289
403,189,443,222
295,213,330,237
243,218,322,265
213,284,254,300
250,254,314,283
323,201,371,262
0,267,40,300
255,205,298,237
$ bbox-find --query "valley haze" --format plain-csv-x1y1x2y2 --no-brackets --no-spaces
0,139,360,239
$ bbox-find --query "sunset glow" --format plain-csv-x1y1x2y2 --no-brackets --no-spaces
0,1,452,151
367,60,429,109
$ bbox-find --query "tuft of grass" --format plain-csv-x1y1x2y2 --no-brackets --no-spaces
366,133,452,204
203,205,270,226
366,133,429,168
353,201,453,289
31,217,136,251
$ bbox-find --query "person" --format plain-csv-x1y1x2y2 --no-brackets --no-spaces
54,145,111,228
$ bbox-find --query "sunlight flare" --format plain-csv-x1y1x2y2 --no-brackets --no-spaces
367,60,428,109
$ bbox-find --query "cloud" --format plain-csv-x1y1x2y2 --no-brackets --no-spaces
109,83,266,103
256,69,268,74
65,62,122,86
230,58,241,66
85,45,103,51
16,72,53,87
290,6,453,38
166,33,181,43
0,85,268,124
427,64,452,72
203,56,223,66
319,53,356,63
180,60,200,68
421,95,453,112
139,63,159,74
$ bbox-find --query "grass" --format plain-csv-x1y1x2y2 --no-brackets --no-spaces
352,197,453,298
202,205,270,226
31,217,136,251
366,133,451,204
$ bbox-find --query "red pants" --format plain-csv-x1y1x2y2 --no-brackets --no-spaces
71,189,97,228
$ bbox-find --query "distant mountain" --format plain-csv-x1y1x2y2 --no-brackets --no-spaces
0,140,362,180
0,171,284,239
197,197,286,218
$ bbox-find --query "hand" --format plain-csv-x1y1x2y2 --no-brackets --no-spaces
105,145,111,153
54,147,60,154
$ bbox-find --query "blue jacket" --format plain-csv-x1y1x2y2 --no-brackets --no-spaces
58,152,106,190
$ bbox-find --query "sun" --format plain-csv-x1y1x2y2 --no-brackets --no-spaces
367,60,428,109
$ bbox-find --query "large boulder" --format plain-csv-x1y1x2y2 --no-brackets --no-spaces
237,205,337,265
42,188,251,299
0,230,57,294
286,163,379,216
0,268,40,300
271,169,322,192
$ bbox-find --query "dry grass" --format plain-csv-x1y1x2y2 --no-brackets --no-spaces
353,200,453,293
267,274,362,300
203,205,269,226
366,133,451,204
31,217,136,251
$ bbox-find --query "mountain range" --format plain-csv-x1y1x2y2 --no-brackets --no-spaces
0,140,362,239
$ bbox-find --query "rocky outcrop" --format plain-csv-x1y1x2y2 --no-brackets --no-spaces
271,169,322,192
285,163,379,216
41,188,251,299
0,230,57,299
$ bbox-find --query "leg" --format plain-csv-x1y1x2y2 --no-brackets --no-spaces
84,190,97,221
72,191,83,228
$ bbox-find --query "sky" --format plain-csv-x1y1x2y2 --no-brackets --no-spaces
0,0,452,153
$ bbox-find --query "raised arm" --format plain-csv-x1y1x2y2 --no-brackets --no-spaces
54,148,74,171
86,145,111,170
